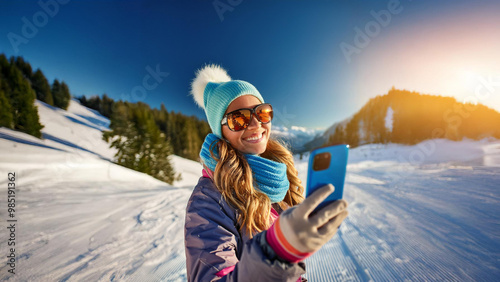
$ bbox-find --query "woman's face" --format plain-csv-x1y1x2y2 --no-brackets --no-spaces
222,95,272,155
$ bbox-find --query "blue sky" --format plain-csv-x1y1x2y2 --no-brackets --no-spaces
1,0,499,129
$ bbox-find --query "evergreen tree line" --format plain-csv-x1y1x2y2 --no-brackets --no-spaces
326,88,500,148
0,54,72,138
1,54,44,138
103,101,181,184
87,94,211,184
101,100,211,184
1,54,71,111
77,94,114,118
78,94,211,163
153,103,211,162
0,54,212,185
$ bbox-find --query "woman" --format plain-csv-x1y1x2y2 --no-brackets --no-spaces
184,64,348,281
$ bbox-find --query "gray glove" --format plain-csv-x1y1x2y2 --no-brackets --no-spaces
267,184,348,261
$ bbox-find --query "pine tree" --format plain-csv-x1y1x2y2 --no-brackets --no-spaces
104,101,178,184
328,124,345,145
103,101,133,165
0,56,13,129
76,94,112,116
31,69,54,105
0,55,10,91
0,89,14,128
77,95,87,105
167,111,181,155
181,118,202,160
100,94,114,118
59,81,71,110
345,117,360,148
51,79,61,107
52,79,71,110
4,65,44,138
11,56,32,81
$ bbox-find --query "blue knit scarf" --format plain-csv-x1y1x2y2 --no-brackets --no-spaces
199,133,290,203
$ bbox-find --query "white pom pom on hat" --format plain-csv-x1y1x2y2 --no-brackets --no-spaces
190,64,232,110
189,64,264,138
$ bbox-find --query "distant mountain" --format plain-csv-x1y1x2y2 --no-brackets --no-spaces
271,125,324,154
301,88,500,152
296,116,352,154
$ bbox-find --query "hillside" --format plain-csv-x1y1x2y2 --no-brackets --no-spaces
302,88,500,152
1,99,499,281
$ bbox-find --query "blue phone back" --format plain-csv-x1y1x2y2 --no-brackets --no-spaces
306,144,349,209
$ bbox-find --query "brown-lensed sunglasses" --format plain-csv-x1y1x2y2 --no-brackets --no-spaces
221,103,273,131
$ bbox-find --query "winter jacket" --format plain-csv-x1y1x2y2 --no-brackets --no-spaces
184,173,307,281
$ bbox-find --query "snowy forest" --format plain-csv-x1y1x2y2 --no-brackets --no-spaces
0,54,210,184
2,54,500,184
304,88,500,151
1,55,500,281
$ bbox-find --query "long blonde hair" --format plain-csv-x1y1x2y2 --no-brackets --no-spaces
208,136,304,238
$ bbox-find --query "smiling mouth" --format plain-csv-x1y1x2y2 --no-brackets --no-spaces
243,130,265,143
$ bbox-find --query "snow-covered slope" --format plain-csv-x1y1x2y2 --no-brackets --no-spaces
35,99,117,160
1,99,499,281
302,138,500,281
0,99,201,280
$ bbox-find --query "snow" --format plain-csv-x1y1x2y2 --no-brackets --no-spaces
385,106,393,132
304,139,500,281
1,99,499,281
358,120,366,143
35,99,117,161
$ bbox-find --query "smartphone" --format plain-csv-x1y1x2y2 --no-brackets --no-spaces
306,144,349,211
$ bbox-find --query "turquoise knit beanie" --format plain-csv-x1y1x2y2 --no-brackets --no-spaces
190,64,264,138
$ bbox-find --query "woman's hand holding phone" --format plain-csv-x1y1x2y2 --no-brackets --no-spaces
266,184,348,262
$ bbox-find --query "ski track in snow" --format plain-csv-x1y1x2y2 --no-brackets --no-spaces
0,178,192,281
304,158,500,281
1,99,500,281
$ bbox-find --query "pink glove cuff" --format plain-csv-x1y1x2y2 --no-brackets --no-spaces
266,217,313,263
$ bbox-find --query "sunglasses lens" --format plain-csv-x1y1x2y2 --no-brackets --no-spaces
256,104,273,123
226,104,273,131
228,110,251,131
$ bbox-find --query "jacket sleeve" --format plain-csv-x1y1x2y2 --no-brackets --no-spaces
184,180,306,281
